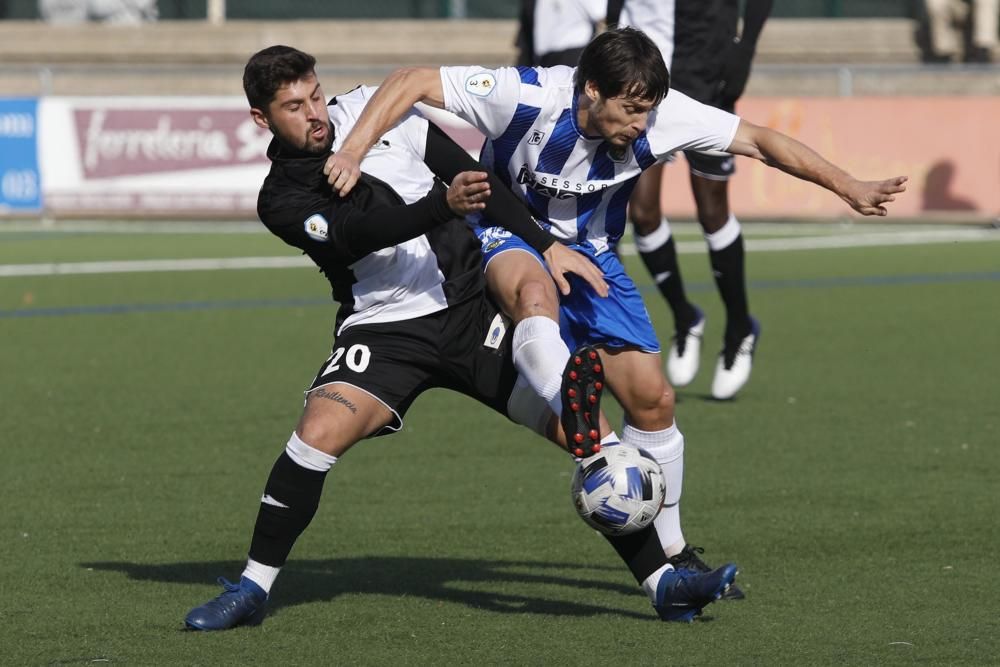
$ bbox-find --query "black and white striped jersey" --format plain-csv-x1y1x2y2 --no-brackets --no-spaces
257,87,483,336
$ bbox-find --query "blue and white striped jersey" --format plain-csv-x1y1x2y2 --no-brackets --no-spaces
440,65,740,254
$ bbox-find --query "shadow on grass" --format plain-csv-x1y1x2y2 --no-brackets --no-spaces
82,556,653,621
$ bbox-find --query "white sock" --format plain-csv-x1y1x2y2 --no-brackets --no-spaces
622,421,685,554
511,315,571,416
634,218,673,253
285,430,338,472
242,558,279,595
704,214,741,252
641,563,674,601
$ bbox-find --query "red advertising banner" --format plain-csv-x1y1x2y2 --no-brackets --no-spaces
40,97,271,216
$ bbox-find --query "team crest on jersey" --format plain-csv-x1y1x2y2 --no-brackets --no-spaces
464,73,497,97
304,213,329,242
483,312,508,350
479,226,512,252
527,130,545,145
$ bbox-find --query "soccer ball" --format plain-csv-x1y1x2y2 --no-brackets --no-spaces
571,445,665,536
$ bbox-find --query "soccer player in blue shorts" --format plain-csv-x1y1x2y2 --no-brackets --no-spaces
184,45,738,632
324,27,907,585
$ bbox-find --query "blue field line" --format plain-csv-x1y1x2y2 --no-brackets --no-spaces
2,271,998,319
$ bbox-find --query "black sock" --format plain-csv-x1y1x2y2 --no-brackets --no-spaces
248,451,328,567
709,233,751,344
638,237,698,329
604,525,669,585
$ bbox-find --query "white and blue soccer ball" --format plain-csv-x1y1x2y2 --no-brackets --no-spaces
571,445,665,536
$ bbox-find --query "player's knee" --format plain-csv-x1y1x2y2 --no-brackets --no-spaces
515,277,559,319
697,202,729,233
627,383,676,428
630,201,661,236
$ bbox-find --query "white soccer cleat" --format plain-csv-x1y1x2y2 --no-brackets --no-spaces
666,307,705,387
711,317,761,400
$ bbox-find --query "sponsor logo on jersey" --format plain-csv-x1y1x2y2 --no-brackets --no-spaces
464,73,497,97
304,213,329,242
515,164,611,200
527,130,545,145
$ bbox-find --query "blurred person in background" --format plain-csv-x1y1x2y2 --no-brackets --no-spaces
923,0,998,63
516,0,606,66
614,0,774,401
39,0,157,23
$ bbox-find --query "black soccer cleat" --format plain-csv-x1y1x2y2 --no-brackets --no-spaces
560,345,606,458
667,544,745,600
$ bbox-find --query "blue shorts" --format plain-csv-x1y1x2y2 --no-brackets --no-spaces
475,226,661,354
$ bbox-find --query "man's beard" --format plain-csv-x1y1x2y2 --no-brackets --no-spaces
274,120,334,154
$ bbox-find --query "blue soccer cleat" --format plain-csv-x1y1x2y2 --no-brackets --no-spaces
653,563,738,622
184,576,268,631
668,544,745,600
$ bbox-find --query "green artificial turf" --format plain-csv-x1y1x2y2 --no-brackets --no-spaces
1,225,997,665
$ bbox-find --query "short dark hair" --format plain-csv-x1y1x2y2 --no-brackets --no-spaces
575,27,670,104
243,45,317,110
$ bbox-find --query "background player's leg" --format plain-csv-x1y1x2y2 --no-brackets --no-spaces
691,173,752,345
631,163,700,331
631,164,704,386
690,170,759,399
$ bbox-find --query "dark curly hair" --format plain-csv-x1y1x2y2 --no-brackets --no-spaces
243,45,317,110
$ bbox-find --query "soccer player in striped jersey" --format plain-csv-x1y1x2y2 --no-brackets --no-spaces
184,45,738,632
324,27,906,585
614,0,774,400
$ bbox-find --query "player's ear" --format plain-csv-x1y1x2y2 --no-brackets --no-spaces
250,108,270,131
583,80,602,103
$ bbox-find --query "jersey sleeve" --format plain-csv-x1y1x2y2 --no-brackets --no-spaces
353,85,431,160
647,90,742,160
439,65,524,140
258,174,452,265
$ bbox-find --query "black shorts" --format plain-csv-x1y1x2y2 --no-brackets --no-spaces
683,147,736,181
307,296,517,436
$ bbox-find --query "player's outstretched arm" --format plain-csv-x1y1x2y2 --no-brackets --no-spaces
324,67,445,197
727,119,908,216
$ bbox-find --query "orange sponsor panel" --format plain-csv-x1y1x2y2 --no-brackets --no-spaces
661,97,1000,219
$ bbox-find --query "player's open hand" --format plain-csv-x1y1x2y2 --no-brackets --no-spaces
542,242,608,298
842,175,908,216
324,151,363,197
447,171,491,215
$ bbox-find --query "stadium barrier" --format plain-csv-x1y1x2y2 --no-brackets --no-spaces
14,94,997,221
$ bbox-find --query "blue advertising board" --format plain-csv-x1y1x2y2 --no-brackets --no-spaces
0,98,42,212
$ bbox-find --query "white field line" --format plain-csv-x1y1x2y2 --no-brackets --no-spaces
662,227,1000,255
0,256,312,277
0,228,997,278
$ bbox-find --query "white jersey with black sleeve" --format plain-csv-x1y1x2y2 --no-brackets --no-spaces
438,65,740,254
258,85,483,336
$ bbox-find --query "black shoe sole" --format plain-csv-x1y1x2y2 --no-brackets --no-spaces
560,345,605,458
